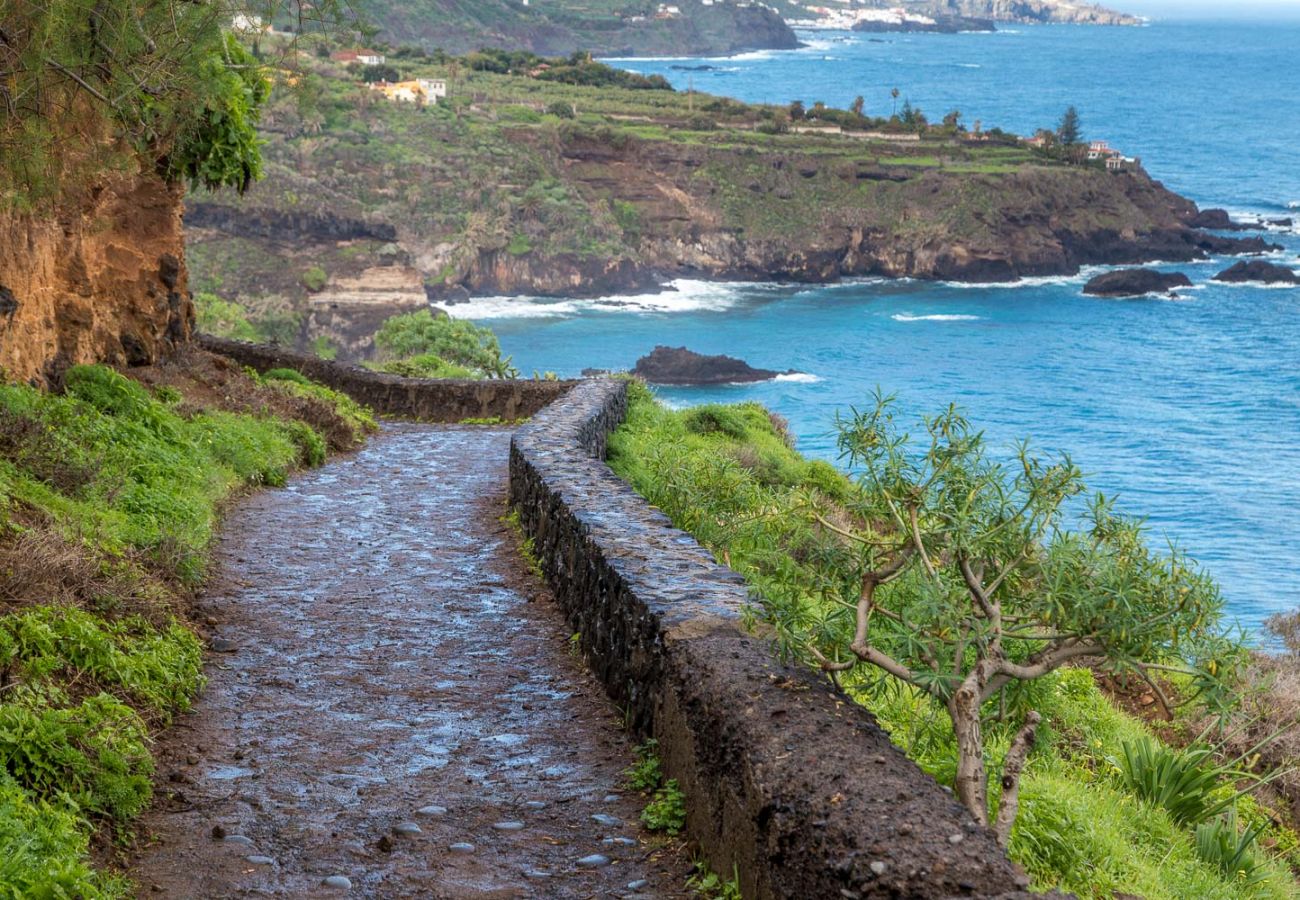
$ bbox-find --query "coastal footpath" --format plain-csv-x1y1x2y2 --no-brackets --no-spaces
187,50,1269,358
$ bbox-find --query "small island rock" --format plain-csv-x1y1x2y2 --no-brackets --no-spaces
632,346,792,385
1187,208,1247,231
1212,261,1300,285
1083,269,1192,297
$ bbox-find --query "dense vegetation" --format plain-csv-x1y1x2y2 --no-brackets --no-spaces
607,382,1300,899
345,0,796,58
0,360,373,893
368,309,518,378
463,48,673,91
0,1,299,207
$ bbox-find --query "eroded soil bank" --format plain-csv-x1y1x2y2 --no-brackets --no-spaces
127,424,688,898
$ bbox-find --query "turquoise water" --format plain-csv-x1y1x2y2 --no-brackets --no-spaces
465,22,1300,632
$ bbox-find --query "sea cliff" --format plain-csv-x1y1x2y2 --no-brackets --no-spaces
186,55,1266,357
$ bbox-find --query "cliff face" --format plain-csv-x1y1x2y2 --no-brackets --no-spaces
0,174,192,385
191,130,1262,313
549,135,1226,286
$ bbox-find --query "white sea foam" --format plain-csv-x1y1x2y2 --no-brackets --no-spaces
956,63,981,68
941,267,1103,290
445,279,754,320
1210,279,1300,291
795,36,840,53
774,372,822,383
1288,201,1300,210
891,313,982,322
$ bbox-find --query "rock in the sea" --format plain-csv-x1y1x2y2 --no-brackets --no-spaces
1212,261,1300,284
1187,208,1247,231
632,346,792,385
1083,268,1192,297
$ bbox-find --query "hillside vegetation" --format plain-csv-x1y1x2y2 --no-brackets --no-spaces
351,0,798,57
606,382,1300,900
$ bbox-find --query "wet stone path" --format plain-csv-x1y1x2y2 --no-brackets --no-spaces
129,424,689,898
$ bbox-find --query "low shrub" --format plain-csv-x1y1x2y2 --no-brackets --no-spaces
373,309,517,378
301,266,328,292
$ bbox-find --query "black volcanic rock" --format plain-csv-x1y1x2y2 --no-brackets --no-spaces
1192,233,1281,256
1187,208,1247,231
1083,269,1192,297
633,346,790,385
1212,261,1300,285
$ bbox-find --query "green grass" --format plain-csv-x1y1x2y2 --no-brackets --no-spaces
0,364,372,894
606,381,1300,900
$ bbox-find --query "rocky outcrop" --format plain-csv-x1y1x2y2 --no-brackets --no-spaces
186,202,396,243
0,173,192,384
1083,268,1192,297
1186,208,1247,231
632,346,791,385
1213,261,1300,285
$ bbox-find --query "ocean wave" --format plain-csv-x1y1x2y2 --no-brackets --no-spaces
774,372,822,383
1211,279,1300,291
794,36,841,53
891,313,982,322
955,63,981,68
1289,201,1300,210
941,267,1104,290
446,279,755,320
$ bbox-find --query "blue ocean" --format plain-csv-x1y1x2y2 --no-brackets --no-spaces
466,21,1300,632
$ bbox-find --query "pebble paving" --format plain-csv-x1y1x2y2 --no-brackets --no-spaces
128,424,689,898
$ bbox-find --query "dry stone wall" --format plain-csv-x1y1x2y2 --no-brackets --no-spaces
199,335,573,422
509,378,1057,900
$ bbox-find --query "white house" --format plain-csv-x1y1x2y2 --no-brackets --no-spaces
417,79,448,101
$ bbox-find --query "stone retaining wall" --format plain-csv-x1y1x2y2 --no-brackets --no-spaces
509,379,1052,900
199,335,573,422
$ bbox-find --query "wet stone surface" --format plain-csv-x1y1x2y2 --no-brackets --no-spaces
128,424,688,898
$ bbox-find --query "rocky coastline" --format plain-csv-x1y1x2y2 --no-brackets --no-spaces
184,61,1283,358
191,168,1280,313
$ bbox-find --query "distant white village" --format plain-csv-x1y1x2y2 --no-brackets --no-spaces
786,5,940,29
